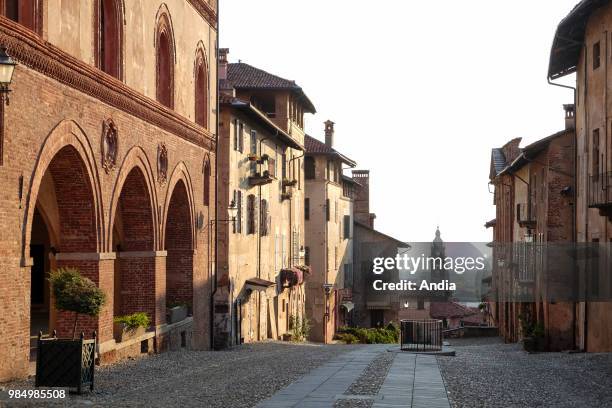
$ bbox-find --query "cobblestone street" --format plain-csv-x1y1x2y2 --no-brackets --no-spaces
438,337,612,408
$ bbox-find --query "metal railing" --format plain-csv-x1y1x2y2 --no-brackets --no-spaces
400,319,443,352
588,172,612,208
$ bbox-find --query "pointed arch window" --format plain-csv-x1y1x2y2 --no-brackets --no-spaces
3,0,41,33
195,48,209,128
95,0,123,80
155,11,175,109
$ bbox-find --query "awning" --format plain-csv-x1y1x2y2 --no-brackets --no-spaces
245,277,276,292
366,301,391,310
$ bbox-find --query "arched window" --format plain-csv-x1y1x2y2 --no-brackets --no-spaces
155,11,175,109
95,0,123,80
203,158,210,206
3,0,41,33
194,48,208,128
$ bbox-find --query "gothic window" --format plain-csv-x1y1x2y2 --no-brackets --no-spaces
155,10,175,109
195,47,208,128
3,0,40,33
96,0,123,79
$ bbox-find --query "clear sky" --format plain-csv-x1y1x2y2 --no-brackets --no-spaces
220,0,579,242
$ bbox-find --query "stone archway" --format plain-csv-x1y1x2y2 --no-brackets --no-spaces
112,167,158,332
30,145,100,339
164,179,194,312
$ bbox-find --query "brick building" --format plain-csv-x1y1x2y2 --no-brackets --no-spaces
488,107,576,350
304,123,356,343
0,1,217,381
214,51,311,347
548,0,612,352
349,170,410,329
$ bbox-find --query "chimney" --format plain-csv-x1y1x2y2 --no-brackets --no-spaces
324,120,335,147
219,48,229,80
564,104,575,130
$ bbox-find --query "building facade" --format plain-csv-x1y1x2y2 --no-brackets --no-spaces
214,51,312,348
488,108,576,350
0,1,218,381
304,123,356,343
548,0,612,351
349,170,409,328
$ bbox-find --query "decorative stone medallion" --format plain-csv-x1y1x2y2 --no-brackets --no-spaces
157,143,168,184
101,118,118,173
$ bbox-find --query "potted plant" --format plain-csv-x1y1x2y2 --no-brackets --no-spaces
247,153,260,161
113,312,150,342
36,268,106,393
167,300,189,324
282,178,297,187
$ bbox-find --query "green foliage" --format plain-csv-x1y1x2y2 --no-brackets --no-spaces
519,314,544,338
289,315,310,342
337,326,399,344
114,312,150,330
49,268,106,317
337,333,358,344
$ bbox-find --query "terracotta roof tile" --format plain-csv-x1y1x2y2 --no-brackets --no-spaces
227,62,316,113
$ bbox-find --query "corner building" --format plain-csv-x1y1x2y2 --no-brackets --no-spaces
0,1,218,381
214,51,314,347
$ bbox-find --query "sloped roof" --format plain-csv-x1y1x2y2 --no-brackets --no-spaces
304,134,357,167
499,128,572,176
227,62,316,113
548,0,607,79
430,302,477,319
220,94,303,150
354,221,410,248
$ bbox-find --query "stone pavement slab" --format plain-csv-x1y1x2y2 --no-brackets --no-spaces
258,346,451,408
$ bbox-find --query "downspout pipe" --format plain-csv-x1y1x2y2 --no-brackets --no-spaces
546,43,580,351
211,8,220,349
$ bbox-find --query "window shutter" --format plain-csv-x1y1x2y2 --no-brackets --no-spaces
305,198,310,221
236,190,243,233
239,122,244,152
344,215,350,239
233,119,239,151
305,246,310,266
268,158,276,178
232,190,237,233
247,194,256,234
260,199,268,236
325,199,330,222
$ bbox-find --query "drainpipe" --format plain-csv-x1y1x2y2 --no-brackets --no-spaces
547,41,582,351
257,136,269,280
288,151,305,266
210,10,220,349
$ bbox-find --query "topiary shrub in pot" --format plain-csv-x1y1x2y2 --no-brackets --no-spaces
114,312,150,343
36,268,106,393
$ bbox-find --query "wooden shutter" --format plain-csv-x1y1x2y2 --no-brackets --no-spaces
304,198,310,220
325,199,330,221
343,215,350,239
247,194,256,234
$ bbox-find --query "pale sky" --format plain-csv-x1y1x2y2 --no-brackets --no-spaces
220,0,579,242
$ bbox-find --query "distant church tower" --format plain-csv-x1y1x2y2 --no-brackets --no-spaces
430,227,451,299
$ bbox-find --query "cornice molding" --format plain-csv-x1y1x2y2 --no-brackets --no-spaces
0,17,215,151
186,0,218,29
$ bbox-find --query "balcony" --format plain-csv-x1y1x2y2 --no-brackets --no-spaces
516,203,536,228
248,171,273,186
588,172,612,216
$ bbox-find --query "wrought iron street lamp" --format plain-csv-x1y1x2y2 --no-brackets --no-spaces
0,47,16,105
0,46,16,166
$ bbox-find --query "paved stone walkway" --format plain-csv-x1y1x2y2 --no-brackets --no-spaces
257,347,450,408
